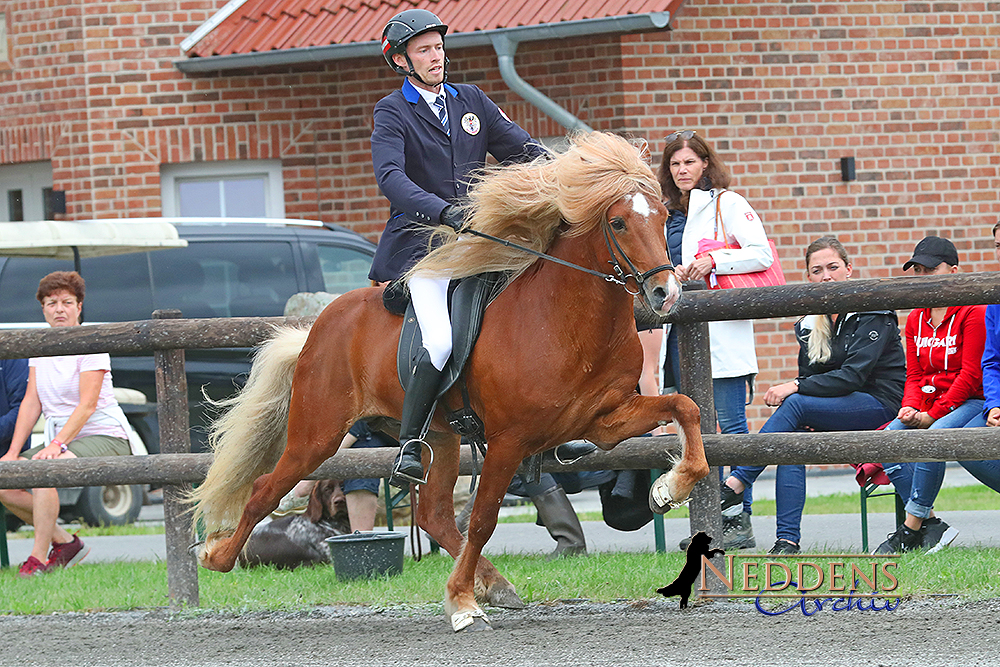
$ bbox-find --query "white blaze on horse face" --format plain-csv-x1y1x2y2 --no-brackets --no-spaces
626,192,653,219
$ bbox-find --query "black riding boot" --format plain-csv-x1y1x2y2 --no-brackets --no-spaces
392,348,444,487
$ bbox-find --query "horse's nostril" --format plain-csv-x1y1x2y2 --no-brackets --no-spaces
651,285,667,309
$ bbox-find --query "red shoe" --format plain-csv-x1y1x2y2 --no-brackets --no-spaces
18,556,51,578
47,534,90,568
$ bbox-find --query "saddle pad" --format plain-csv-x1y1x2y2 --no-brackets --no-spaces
397,272,505,399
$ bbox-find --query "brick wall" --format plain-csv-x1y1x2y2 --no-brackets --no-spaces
621,0,1000,429
2,0,999,430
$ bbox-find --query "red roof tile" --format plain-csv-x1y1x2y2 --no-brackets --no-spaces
186,0,682,57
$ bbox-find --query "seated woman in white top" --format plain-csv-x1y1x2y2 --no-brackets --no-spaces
0,271,139,579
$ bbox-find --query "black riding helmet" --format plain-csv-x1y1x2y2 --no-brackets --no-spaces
381,9,449,85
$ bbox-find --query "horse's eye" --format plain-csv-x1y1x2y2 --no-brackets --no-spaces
609,216,626,232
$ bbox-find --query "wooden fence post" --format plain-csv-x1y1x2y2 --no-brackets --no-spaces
675,283,724,547
153,309,199,607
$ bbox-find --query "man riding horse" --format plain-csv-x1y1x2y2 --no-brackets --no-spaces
370,9,549,485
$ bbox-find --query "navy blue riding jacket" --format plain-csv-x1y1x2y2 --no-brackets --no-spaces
369,78,545,282
0,358,28,452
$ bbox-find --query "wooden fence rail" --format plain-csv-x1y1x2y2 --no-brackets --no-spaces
2,429,998,490
2,273,1000,607
0,428,1000,489
636,272,1000,327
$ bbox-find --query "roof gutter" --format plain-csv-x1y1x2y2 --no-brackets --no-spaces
490,32,592,133
174,12,675,131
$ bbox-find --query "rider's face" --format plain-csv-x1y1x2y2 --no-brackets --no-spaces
395,31,445,91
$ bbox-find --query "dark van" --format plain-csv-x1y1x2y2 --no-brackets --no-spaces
0,218,375,525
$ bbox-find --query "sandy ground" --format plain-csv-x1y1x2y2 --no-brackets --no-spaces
1,597,998,666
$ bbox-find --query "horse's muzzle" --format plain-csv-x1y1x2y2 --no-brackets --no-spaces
644,273,682,316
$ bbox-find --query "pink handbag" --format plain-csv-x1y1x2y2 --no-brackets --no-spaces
696,192,785,289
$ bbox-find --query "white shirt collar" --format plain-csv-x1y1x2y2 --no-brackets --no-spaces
414,85,445,113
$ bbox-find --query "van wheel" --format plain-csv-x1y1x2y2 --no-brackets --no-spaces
75,484,144,526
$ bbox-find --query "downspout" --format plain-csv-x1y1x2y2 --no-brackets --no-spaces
490,33,593,134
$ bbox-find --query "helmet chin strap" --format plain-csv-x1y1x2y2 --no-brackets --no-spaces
404,54,450,87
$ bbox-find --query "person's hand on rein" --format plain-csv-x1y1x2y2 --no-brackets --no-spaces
440,205,465,231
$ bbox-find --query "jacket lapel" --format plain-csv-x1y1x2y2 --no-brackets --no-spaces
402,78,450,137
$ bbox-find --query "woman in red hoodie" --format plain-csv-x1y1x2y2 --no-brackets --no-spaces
876,236,986,554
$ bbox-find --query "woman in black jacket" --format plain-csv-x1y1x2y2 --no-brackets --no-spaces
717,237,905,554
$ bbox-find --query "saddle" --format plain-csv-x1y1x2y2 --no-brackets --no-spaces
393,272,506,400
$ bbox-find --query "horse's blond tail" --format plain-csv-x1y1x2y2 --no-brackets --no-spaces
187,326,310,535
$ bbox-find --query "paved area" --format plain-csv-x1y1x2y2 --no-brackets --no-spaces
4,465,998,565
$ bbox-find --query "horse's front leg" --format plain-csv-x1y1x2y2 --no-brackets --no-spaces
416,435,526,611
444,448,522,632
587,393,709,514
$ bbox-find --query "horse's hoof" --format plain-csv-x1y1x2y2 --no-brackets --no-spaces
485,583,527,610
648,481,690,515
464,617,493,632
451,609,490,632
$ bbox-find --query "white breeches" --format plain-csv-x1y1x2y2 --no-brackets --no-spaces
408,274,453,371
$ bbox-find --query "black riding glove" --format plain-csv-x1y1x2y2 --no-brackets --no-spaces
440,205,465,231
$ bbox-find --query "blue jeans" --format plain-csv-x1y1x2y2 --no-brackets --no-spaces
730,391,895,544
882,399,984,519
960,415,1000,493
664,326,753,510
343,421,391,495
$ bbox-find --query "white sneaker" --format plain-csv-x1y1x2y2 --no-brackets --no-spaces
273,490,309,516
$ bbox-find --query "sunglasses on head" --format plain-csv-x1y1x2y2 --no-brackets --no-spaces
665,130,696,142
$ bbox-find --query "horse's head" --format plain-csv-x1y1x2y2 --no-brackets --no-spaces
604,191,682,316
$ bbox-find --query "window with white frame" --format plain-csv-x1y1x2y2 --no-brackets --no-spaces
160,160,285,218
0,161,53,221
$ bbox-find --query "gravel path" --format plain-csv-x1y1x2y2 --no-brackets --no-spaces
2,597,998,666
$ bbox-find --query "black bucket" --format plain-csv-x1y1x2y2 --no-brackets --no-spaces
325,531,405,581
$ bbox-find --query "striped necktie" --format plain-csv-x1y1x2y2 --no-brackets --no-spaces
434,95,450,135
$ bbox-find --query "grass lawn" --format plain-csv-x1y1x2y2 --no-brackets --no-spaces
2,547,999,615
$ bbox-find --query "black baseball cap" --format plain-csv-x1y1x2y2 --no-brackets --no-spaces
903,235,959,270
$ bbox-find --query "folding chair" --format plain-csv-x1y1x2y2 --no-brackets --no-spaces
0,504,9,568
854,463,907,552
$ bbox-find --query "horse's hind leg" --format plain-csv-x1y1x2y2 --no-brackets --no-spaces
200,408,349,572
415,436,525,611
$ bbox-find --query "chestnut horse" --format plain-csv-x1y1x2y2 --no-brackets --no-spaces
189,132,709,632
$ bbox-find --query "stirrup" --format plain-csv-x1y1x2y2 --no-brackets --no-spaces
553,440,598,465
389,439,434,487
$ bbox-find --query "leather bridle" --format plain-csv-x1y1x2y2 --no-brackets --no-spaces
462,217,674,299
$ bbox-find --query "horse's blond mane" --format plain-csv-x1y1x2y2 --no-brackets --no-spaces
409,131,662,281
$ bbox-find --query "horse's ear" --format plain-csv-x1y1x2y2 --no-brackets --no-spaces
634,138,652,166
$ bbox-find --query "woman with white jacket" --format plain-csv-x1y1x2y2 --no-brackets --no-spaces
657,130,775,551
